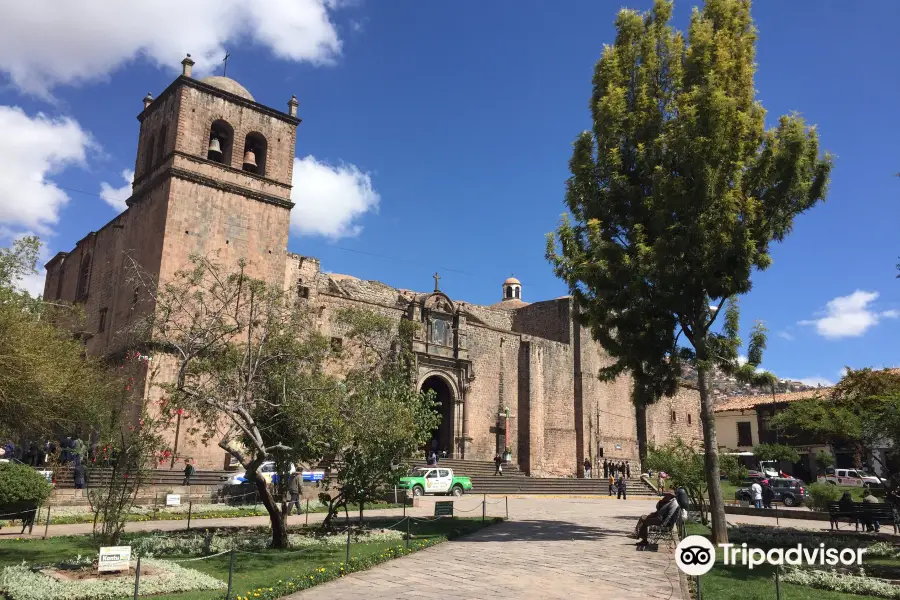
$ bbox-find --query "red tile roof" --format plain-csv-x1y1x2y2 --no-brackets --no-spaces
713,388,830,413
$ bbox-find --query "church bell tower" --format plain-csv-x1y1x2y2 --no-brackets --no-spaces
132,54,301,284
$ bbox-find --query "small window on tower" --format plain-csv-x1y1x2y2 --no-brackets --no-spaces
671,411,677,423
506,286,513,298
515,287,520,299
144,134,156,174
76,254,92,301
156,125,167,164
688,414,692,425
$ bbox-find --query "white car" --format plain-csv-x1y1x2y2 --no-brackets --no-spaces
228,461,295,485
818,468,884,487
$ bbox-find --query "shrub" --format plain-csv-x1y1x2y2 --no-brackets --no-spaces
0,462,51,505
806,482,843,512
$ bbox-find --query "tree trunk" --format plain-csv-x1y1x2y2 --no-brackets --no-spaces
697,364,728,543
253,474,288,549
635,403,648,468
359,501,364,525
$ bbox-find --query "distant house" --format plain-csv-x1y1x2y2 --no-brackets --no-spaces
714,389,835,482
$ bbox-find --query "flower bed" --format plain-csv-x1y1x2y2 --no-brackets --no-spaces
32,500,331,525
727,524,891,551
129,527,404,557
0,558,225,600
782,566,900,599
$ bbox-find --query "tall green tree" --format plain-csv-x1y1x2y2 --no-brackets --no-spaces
0,236,116,440
547,0,830,542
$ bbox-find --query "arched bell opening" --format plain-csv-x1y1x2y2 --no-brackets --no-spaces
207,120,234,166
242,132,267,176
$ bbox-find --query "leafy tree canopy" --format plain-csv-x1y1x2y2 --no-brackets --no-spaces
546,0,830,542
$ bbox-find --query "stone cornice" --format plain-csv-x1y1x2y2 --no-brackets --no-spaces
127,164,294,210
138,76,301,127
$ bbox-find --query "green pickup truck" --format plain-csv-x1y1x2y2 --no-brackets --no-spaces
398,467,473,497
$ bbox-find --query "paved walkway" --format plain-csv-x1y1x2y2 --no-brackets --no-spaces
284,496,683,600
3,494,847,539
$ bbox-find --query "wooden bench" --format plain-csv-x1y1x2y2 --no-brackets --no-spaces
827,501,898,534
0,502,38,534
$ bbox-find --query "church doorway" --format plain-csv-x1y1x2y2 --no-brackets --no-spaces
421,375,454,459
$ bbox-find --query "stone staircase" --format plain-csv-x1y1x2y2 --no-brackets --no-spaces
413,459,658,497
51,466,231,489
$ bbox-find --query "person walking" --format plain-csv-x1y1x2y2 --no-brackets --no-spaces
73,462,87,490
493,453,503,476
182,458,195,486
583,458,592,479
603,460,609,479
750,480,763,509
285,468,302,515
608,474,615,496
625,461,631,479
616,475,627,500
761,480,775,509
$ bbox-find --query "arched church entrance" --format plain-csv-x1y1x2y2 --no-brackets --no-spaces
421,375,454,458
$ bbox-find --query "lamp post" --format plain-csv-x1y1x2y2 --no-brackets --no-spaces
499,407,514,462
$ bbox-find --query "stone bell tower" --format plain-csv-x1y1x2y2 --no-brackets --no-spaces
134,54,301,284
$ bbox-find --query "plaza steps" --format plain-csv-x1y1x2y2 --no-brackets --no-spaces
50,466,231,489
412,459,657,496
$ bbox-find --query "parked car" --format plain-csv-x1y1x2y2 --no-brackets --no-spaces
817,468,884,488
397,467,473,497
735,478,808,507
227,461,295,485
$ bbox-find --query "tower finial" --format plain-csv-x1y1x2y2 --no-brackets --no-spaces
181,53,195,77
288,95,299,117
433,272,441,292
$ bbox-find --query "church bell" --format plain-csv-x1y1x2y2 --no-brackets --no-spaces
243,148,258,171
207,136,222,158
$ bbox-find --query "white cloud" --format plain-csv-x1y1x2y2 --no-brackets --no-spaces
737,355,748,366
794,376,834,387
0,1,347,96
798,290,896,339
99,170,135,212
289,155,379,239
0,106,92,236
777,330,795,341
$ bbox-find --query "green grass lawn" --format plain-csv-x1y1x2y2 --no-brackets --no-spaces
0,517,497,600
684,523,900,600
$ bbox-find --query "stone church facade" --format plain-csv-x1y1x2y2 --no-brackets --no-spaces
42,58,702,476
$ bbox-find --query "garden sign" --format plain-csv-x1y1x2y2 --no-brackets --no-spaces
98,546,131,573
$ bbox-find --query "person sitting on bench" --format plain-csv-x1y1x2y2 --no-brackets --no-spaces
634,492,679,546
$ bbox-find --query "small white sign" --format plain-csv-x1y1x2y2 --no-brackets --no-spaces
166,494,181,506
99,546,131,573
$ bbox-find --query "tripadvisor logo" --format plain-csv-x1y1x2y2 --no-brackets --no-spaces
675,535,866,576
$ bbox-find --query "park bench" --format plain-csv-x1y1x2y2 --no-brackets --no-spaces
646,505,683,548
827,501,899,534
0,502,38,534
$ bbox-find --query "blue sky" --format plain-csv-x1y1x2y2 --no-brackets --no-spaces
0,1,897,386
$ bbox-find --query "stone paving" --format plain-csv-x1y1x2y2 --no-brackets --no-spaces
284,496,685,600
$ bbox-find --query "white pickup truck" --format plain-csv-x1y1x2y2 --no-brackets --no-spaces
818,468,884,487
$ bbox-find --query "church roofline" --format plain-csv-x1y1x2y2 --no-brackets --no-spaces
137,75,301,126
